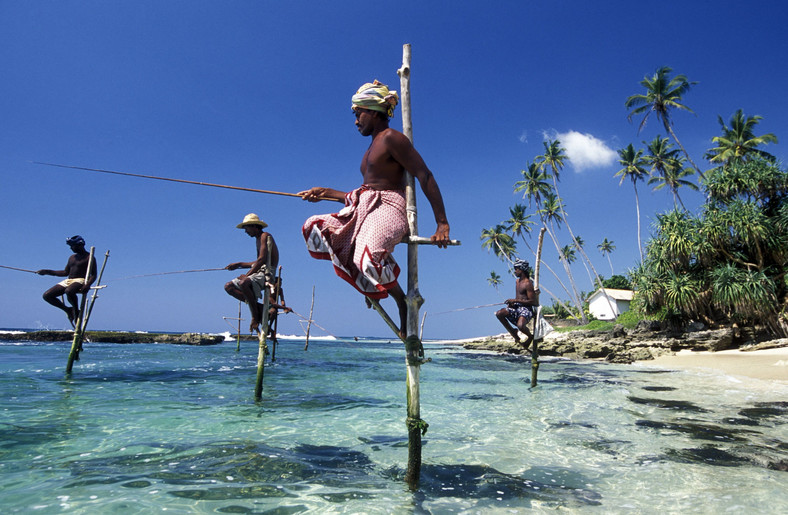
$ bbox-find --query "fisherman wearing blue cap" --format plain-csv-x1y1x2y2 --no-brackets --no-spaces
37,235,97,327
495,259,539,350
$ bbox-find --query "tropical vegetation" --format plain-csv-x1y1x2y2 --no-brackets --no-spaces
481,64,785,336
633,157,786,335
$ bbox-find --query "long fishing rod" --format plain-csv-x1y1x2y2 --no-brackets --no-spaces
32,161,344,203
1,265,37,273
290,309,339,340
115,268,226,280
429,302,504,316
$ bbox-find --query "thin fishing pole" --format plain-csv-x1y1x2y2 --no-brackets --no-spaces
32,161,343,202
429,302,505,316
0,265,37,273
115,268,226,280
290,309,340,340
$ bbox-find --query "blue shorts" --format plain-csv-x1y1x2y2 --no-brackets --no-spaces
505,304,534,325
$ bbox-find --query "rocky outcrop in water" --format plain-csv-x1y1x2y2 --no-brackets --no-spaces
462,321,786,363
0,330,224,345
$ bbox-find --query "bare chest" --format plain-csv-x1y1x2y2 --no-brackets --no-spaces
360,140,405,189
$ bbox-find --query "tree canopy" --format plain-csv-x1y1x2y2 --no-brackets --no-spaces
632,158,787,335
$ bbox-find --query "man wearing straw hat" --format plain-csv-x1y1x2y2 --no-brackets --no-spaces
224,214,280,333
36,235,97,327
299,80,450,338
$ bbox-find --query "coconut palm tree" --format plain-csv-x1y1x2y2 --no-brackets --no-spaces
560,244,576,265
537,138,611,307
505,203,577,304
480,225,517,265
705,109,778,166
487,271,502,292
648,156,699,211
615,143,649,261
598,238,616,275
514,162,552,207
572,235,595,286
538,194,587,323
626,66,704,178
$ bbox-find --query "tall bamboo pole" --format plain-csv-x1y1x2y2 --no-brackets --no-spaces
304,286,315,351
398,43,428,488
271,266,283,362
236,300,242,352
531,228,546,388
66,247,96,374
254,237,273,401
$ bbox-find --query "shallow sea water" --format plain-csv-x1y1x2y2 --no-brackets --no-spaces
1,336,786,514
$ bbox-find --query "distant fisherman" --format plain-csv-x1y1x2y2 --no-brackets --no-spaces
495,259,539,350
299,80,450,339
37,235,97,327
224,214,280,334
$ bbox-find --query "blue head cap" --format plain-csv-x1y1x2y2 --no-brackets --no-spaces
513,259,531,275
66,235,85,247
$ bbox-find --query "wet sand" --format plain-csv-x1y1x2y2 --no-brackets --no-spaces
641,347,788,383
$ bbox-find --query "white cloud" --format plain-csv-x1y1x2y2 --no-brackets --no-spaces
553,130,616,172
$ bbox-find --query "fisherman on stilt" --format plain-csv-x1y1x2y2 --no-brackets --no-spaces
299,80,450,339
224,214,280,334
37,235,97,327
495,259,539,351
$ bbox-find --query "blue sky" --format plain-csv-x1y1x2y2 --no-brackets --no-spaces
2,1,786,339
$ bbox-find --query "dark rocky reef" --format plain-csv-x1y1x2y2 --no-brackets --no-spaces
0,330,224,345
462,321,786,363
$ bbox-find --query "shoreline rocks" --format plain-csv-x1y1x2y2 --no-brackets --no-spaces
461,322,787,364
0,330,224,346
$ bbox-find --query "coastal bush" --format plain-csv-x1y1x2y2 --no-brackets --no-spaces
602,274,632,289
615,308,642,329
632,158,787,336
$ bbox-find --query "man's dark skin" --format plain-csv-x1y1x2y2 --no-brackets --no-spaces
495,267,539,349
37,239,97,326
224,224,279,333
298,107,450,338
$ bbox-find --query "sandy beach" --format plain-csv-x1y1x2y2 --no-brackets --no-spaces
640,346,788,383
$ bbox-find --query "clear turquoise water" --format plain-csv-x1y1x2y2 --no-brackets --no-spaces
1,336,786,514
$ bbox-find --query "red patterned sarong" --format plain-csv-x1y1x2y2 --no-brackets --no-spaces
302,186,408,299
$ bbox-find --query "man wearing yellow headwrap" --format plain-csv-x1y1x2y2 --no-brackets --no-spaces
299,79,450,339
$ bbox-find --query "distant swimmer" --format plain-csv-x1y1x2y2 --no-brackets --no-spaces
299,80,450,339
224,214,280,334
37,235,97,327
495,259,539,350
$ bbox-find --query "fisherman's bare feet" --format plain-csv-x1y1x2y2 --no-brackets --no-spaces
250,318,260,333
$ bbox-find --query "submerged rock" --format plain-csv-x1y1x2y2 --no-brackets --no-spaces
0,330,224,345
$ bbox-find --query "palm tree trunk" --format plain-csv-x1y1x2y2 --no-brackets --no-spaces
666,124,705,180
634,183,644,262
518,236,576,302
545,221,587,323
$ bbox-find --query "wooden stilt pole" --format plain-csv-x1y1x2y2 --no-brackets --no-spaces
399,43,428,489
237,300,242,352
304,286,315,351
531,228,546,388
254,237,273,401
271,266,283,362
66,247,108,374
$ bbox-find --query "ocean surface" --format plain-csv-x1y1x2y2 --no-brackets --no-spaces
1,334,787,514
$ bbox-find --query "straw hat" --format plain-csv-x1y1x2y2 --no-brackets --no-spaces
236,213,268,229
